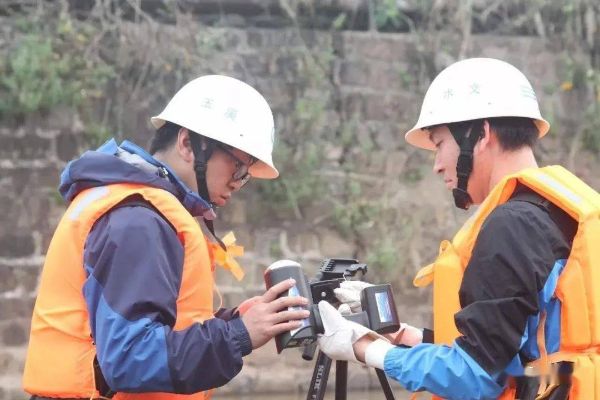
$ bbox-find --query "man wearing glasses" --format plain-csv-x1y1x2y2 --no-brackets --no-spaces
23,75,310,400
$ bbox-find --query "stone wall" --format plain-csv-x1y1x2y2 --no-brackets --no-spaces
1,14,599,399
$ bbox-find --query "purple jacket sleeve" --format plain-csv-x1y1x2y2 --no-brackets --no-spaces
82,204,252,394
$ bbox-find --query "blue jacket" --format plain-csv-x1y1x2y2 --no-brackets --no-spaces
60,139,252,394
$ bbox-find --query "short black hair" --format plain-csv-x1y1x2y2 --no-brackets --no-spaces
444,117,539,151
149,121,181,154
488,117,539,151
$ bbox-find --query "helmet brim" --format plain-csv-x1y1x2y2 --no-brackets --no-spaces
151,115,279,179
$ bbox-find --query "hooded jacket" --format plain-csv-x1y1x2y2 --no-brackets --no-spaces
23,139,252,398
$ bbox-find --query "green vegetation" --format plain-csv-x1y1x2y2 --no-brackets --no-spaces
255,44,333,219
0,15,113,120
2,0,599,283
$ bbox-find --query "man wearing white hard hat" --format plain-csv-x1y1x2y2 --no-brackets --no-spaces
316,58,600,399
23,75,310,400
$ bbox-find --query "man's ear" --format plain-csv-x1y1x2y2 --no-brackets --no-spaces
474,120,492,154
176,128,194,163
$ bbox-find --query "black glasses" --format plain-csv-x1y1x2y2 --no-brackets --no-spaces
217,145,256,186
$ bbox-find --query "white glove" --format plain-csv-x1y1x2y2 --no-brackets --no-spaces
317,301,383,364
334,280,373,314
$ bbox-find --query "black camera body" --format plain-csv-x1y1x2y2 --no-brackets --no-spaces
264,258,400,353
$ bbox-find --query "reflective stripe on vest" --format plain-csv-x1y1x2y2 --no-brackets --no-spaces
23,183,215,400
413,166,600,399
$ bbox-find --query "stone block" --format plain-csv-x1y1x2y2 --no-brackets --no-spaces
291,232,320,254
340,31,414,62
0,136,52,161
0,388,28,400
221,198,247,225
340,91,366,117
338,60,409,92
0,298,35,320
368,121,406,150
55,133,82,162
0,192,57,239
273,54,303,81
234,53,272,77
0,265,19,295
0,263,41,294
1,319,30,347
318,229,354,258
252,77,295,110
338,61,370,87
5,166,61,197
0,234,35,258
43,106,83,134
247,29,302,48
384,150,410,176
0,348,25,375
298,28,332,49
363,92,413,122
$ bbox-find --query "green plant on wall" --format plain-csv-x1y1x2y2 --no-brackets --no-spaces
0,15,114,120
581,67,600,154
255,42,334,219
374,0,404,30
582,105,600,153
256,138,328,219
333,197,381,235
0,4,224,149
85,122,114,149
366,236,399,274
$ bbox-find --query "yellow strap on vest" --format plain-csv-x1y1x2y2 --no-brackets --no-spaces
210,232,245,281
413,263,434,287
536,383,561,400
527,311,600,400
531,312,567,399
536,311,550,396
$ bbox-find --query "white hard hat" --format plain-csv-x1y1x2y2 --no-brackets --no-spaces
404,58,550,150
151,75,278,179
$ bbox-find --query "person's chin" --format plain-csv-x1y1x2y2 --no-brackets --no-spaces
214,196,229,207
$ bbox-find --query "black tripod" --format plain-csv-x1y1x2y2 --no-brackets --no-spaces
305,349,396,400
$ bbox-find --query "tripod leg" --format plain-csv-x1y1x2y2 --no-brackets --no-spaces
306,351,333,400
375,368,396,400
335,360,348,400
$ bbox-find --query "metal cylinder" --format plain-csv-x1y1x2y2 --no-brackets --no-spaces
264,260,316,353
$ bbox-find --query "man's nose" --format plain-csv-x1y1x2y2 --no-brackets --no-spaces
229,179,244,192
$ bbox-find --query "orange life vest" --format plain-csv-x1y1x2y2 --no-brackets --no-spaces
23,183,217,400
413,166,600,400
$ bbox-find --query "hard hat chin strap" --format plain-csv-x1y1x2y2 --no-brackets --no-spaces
188,132,214,204
449,120,484,210
188,132,226,250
